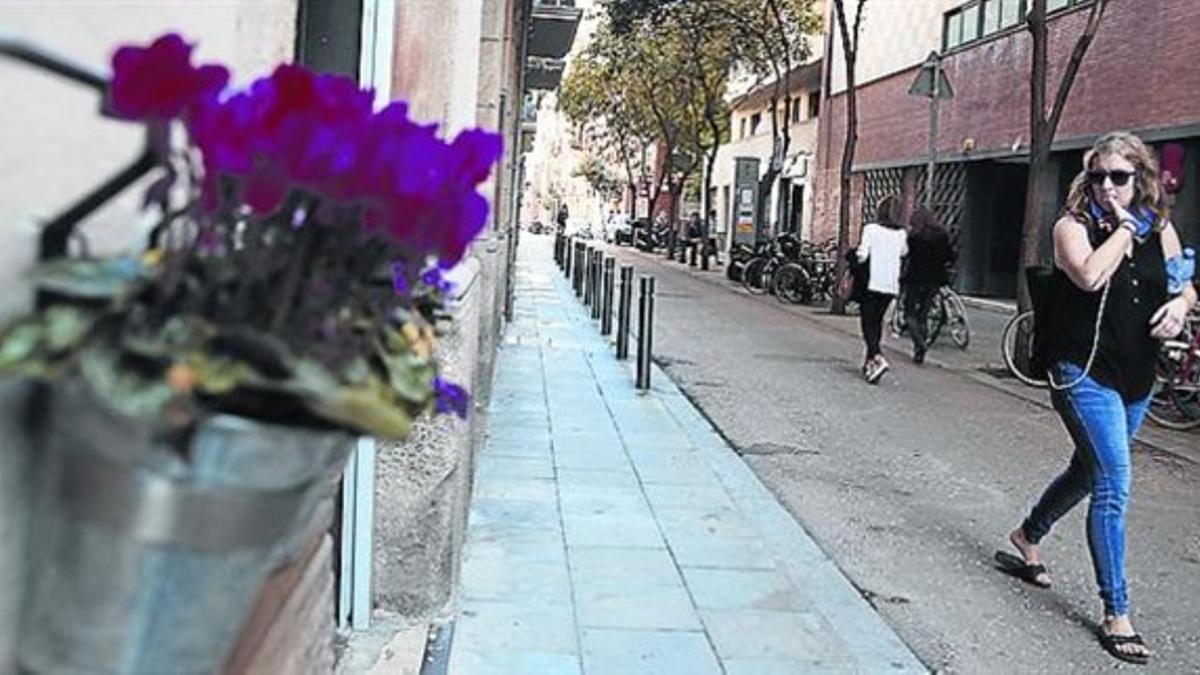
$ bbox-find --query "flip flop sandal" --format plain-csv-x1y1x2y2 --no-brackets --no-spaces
1098,631,1150,665
994,550,1052,588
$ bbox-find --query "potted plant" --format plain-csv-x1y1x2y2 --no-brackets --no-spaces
0,34,498,673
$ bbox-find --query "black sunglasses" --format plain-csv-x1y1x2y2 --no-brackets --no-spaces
1087,169,1136,187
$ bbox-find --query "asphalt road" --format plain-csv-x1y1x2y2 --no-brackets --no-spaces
584,239,1200,674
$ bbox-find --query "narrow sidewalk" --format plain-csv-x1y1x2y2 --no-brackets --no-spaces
447,237,926,674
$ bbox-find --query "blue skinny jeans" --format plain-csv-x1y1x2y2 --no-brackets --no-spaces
1021,361,1149,618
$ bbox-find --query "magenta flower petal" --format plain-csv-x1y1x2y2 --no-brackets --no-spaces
109,33,229,120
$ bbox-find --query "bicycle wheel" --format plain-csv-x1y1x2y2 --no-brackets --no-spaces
1001,311,1048,388
772,263,809,304
742,257,766,294
943,289,971,350
1147,341,1200,430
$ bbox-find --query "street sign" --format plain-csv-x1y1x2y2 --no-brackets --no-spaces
908,52,954,100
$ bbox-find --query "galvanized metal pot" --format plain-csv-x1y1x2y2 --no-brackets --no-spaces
18,380,353,674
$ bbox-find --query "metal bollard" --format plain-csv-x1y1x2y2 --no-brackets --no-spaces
601,258,615,335
564,237,573,279
616,266,633,360
591,255,604,320
636,276,654,390
583,248,593,306
574,243,585,297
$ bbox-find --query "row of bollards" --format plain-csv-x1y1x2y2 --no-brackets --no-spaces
553,232,654,391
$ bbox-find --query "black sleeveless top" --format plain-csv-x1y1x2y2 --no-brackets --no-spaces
1050,223,1167,401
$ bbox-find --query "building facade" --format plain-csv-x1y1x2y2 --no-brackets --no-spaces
711,59,824,246
0,1,581,671
814,0,1200,298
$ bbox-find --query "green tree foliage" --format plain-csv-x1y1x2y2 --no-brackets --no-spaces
605,0,820,231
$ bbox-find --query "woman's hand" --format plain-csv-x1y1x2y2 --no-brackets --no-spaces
1150,296,1190,339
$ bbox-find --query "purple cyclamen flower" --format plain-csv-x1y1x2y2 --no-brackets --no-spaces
433,377,470,419
109,33,228,121
392,261,410,296
421,267,455,295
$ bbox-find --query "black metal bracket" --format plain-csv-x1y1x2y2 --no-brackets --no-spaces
0,29,160,261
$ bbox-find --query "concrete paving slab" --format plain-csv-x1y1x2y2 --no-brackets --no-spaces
579,628,721,675
446,238,927,674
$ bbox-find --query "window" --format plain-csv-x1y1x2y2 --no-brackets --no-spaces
947,0,1089,51
982,0,1000,33
944,11,963,50
750,113,762,135
740,117,747,139
807,93,819,119
791,98,802,124
999,0,1022,28
961,3,980,42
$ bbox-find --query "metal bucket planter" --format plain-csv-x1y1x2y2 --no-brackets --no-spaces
18,380,353,674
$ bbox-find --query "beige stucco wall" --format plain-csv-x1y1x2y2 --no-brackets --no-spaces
392,0,484,135
0,3,297,671
0,1,297,320
826,0,954,95
713,117,820,240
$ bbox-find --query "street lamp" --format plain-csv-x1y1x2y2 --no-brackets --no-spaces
908,51,954,205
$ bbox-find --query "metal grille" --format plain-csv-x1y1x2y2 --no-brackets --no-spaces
861,168,904,223
917,163,967,243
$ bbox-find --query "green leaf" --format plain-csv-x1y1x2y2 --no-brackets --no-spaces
0,321,43,370
78,349,174,419
381,351,435,404
32,256,148,300
43,306,93,354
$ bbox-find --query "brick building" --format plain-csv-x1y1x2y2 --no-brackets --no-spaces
814,0,1200,297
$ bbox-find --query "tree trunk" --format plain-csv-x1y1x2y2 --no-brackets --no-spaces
1016,0,1107,313
831,56,859,315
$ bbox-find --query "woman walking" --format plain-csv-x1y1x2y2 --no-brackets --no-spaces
902,206,954,364
855,195,907,383
1004,132,1196,665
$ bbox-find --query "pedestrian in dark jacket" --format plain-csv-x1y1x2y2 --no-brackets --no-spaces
902,207,954,363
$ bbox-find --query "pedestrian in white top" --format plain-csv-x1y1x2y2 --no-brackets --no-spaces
855,195,908,383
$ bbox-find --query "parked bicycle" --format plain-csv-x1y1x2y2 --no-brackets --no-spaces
1148,307,1200,430
1004,304,1200,431
889,285,971,350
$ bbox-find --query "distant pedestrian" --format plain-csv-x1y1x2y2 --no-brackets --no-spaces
902,206,954,364
556,204,569,233
1002,131,1196,665
687,213,702,265
707,209,720,264
855,195,907,383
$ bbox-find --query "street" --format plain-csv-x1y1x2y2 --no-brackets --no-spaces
595,240,1200,673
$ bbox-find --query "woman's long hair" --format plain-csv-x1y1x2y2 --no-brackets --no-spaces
875,195,902,229
909,206,943,237
1064,131,1169,231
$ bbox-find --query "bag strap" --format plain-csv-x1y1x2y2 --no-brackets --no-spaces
1046,278,1111,391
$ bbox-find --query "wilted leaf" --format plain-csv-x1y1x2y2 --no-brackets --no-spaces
187,353,254,395
310,385,413,440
